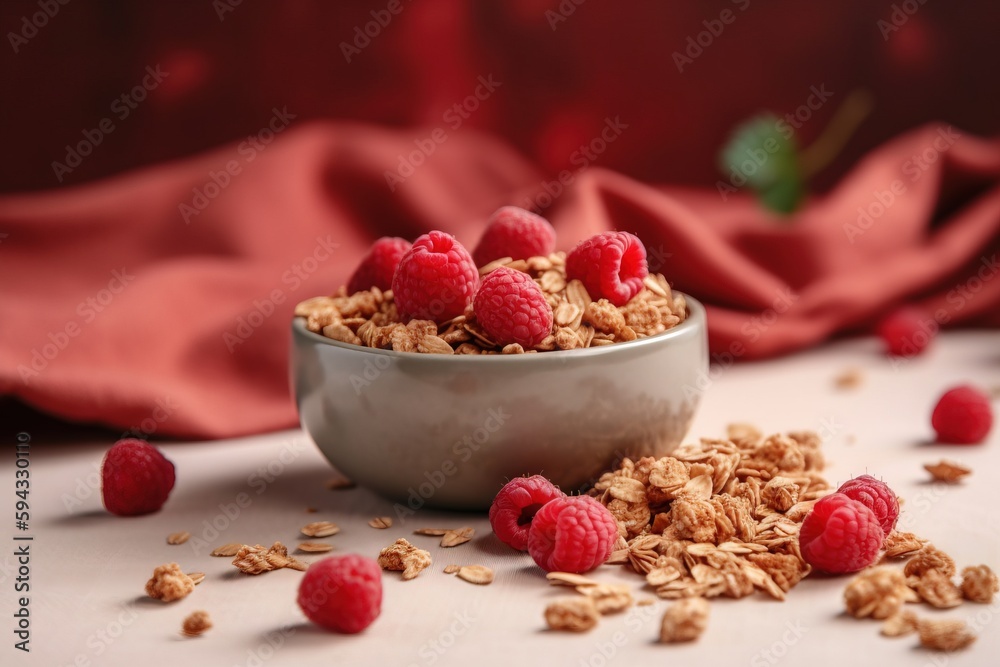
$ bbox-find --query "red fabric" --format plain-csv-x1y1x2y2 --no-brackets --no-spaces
1,122,998,438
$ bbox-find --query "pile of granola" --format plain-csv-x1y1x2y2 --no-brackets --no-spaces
589,424,828,601
294,252,688,355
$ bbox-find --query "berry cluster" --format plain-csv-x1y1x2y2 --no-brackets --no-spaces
489,475,618,573
345,206,651,347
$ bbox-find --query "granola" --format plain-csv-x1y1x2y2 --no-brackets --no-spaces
232,542,307,575
378,538,432,580
456,565,494,585
295,254,687,354
166,531,190,545
181,610,212,637
918,619,976,651
145,563,195,602
300,521,340,538
659,597,709,643
544,597,600,632
961,565,998,603
844,569,915,619
590,428,824,601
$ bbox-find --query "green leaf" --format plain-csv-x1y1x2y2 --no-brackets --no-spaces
719,114,803,215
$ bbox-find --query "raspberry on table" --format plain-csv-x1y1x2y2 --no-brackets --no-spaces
472,206,557,267
489,475,566,551
527,495,619,573
799,493,884,574
837,474,899,534
566,231,649,307
101,438,176,516
297,554,382,634
391,231,479,324
931,385,994,444
474,266,554,348
876,306,936,357
346,236,411,294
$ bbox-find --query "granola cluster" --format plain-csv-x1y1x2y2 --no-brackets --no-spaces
844,542,997,651
144,563,195,602
590,425,828,602
295,253,688,355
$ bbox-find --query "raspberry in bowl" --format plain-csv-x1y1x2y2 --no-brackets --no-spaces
290,213,708,509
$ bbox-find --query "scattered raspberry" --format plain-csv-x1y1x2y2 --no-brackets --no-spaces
527,495,618,573
101,439,176,516
876,306,936,356
799,493,884,574
297,554,382,634
489,475,566,551
931,385,994,444
566,231,648,306
472,206,557,267
474,267,554,348
837,475,899,534
346,236,411,294
391,231,479,324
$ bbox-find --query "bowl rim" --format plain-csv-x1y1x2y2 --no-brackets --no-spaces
293,292,705,362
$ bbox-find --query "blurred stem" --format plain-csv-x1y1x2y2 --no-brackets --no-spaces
799,89,874,179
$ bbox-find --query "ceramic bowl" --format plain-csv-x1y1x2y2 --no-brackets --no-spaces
291,294,708,510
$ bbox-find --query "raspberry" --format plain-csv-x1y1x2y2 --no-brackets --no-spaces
101,439,176,516
799,493,884,574
346,237,411,294
391,231,479,324
297,554,381,634
472,206,557,267
931,385,994,444
527,495,618,573
566,231,648,306
876,306,936,356
837,475,899,534
473,267,554,348
489,475,566,551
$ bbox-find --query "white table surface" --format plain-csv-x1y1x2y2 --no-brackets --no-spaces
4,331,999,667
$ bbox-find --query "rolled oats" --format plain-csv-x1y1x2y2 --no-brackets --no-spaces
579,584,633,614
844,569,914,619
904,545,955,578
881,611,919,638
167,531,190,545
210,543,244,557
882,531,927,559
924,460,972,483
456,565,494,585
441,527,476,547
300,521,340,538
297,542,333,553
186,572,206,586
443,564,461,575
368,517,393,529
